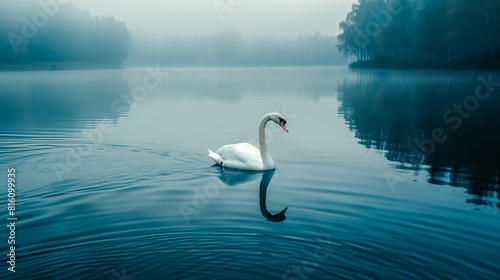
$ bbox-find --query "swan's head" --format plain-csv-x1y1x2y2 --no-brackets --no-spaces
268,113,289,133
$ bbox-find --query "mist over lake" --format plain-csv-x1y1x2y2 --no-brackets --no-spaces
0,1,499,280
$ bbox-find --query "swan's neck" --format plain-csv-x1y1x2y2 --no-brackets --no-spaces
258,115,275,169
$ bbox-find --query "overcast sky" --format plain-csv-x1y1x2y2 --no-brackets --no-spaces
69,0,356,37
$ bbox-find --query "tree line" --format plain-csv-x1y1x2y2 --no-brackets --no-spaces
337,0,500,69
0,1,131,68
127,31,346,67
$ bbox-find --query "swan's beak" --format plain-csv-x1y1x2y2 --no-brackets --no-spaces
280,120,289,133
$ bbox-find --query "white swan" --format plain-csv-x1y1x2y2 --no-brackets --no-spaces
208,113,288,170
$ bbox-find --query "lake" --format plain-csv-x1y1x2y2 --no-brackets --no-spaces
0,67,499,280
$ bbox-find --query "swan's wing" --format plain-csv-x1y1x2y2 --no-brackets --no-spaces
216,142,263,170
229,143,261,162
217,142,261,162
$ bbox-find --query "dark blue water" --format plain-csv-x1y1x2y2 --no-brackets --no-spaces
0,68,499,280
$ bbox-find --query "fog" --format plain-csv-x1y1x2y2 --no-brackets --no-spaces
127,32,346,67
5,0,497,70
0,1,130,68
0,0,353,68
69,0,355,37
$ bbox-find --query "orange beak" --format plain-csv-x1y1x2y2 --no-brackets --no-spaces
280,121,289,132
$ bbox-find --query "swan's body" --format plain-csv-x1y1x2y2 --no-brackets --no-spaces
208,113,288,171
209,142,267,170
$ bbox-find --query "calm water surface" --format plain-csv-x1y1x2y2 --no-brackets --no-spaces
0,67,499,280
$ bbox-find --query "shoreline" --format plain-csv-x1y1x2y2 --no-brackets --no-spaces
2,62,499,72
349,60,500,71
0,62,123,72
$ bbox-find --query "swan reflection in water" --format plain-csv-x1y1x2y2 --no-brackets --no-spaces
214,168,288,222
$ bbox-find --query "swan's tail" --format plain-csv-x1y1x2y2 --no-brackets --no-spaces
208,149,223,165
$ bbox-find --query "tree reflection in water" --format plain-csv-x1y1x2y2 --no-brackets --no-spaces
337,71,500,209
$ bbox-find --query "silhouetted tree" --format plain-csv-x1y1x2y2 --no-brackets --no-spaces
338,0,500,69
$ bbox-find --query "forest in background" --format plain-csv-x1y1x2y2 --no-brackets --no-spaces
337,0,500,69
5,0,500,70
0,0,347,70
0,1,346,70
127,32,346,67
0,1,130,70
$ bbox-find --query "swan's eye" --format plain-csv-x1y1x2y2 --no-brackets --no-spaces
278,117,287,124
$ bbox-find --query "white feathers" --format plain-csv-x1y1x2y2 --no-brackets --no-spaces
207,113,287,171
208,149,223,165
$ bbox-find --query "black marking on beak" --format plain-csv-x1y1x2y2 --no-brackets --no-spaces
278,117,289,132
